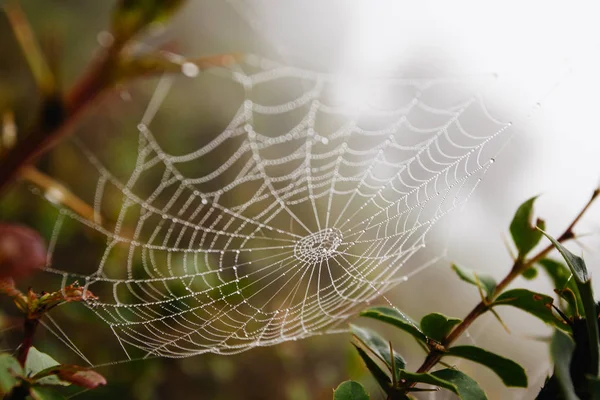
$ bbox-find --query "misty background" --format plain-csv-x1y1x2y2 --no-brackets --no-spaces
1,1,600,399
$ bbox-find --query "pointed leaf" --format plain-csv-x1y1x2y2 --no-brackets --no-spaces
538,230,588,283
0,354,23,395
398,369,487,400
445,345,527,387
25,347,69,386
352,344,390,393
539,229,599,375
550,330,578,400
420,313,461,342
493,289,569,331
451,264,497,296
510,196,545,258
360,306,426,343
351,325,405,374
333,380,370,400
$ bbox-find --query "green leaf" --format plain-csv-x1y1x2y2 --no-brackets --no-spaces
360,306,426,343
539,229,599,375
29,386,67,400
351,325,406,375
398,369,487,400
538,258,573,288
352,344,390,393
522,267,538,280
493,289,569,331
333,380,370,400
445,345,527,387
431,369,488,400
538,258,583,316
451,264,497,296
0,353,23,395
25,347,69,386
420,313,461,342
538,230,588,283
550,330,578,400
510,196,545,258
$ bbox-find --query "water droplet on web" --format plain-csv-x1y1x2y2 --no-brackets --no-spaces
96,31,114,47
181,62,200,77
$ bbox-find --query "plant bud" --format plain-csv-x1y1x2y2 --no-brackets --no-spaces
0,224,47,280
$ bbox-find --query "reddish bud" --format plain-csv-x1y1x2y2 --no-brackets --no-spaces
0,224,47,280
56,367,107,389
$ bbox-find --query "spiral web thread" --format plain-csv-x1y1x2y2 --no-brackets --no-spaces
38,55,511,359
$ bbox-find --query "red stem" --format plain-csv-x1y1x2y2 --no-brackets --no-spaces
0,42,122,195
17,318,38,367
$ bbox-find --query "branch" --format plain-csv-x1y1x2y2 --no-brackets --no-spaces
0,3,240,196
412,188,599,378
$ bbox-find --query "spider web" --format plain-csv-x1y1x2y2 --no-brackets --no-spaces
35,54,511,360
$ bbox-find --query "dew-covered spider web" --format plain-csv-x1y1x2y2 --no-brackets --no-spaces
33,54,514,360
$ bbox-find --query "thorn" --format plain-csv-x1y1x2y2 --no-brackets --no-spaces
490,308,511,334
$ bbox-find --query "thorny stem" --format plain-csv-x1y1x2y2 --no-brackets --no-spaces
411,188,599,382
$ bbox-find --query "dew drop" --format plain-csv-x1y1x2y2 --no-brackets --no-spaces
181,62,200,77
96,31,114,47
